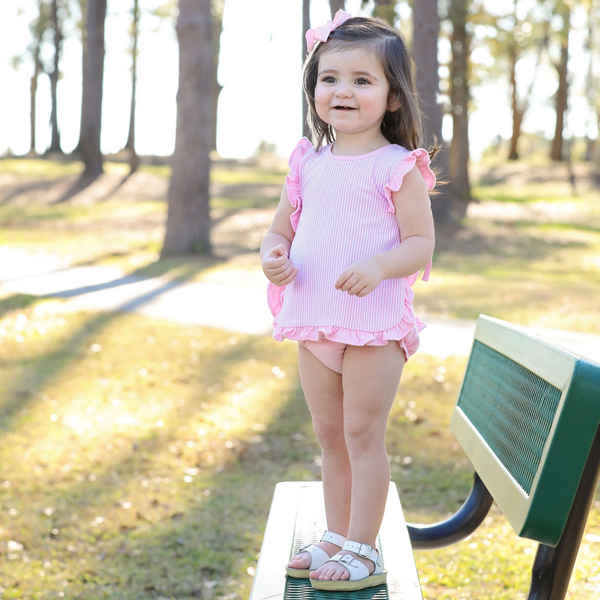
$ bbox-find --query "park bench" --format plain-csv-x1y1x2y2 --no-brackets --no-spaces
250,315,600,600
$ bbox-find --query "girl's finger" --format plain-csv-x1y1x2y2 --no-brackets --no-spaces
273,259,293,276
270,244,288,258
279,268,298,286
356,285,371,297
334,269,352,290
273,253,289,267
346,281,364,296
265,255,288,272
341,275,359,292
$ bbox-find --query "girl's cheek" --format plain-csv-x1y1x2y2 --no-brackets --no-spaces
314,88,329,116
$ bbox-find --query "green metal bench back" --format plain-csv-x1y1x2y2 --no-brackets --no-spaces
450,315,600,547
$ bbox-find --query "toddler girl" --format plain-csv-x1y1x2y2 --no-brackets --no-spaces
260,10,436,591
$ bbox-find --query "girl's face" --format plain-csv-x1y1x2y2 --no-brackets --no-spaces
314,46,397,140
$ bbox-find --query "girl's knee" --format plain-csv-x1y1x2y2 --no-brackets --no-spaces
343,420,384,458
313,419,346,452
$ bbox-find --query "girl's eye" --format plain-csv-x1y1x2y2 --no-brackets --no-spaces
321,76,336,83
356,78,370,85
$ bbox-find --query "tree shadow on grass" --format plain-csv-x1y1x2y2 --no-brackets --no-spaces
0,179,63,205
0,256,221,323
0,294,39,318
1,307,597,598
51,174,101,204
0,309,313,598
435,220,592,264
0,253,219,431
96,172,136,202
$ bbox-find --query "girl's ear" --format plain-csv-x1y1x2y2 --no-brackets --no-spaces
388,96,401,112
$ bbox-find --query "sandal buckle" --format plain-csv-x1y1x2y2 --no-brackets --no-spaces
356,543,372,559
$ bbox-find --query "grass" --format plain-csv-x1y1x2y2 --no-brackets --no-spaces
0,157,600,598
0,296,598,599
2,156,600,331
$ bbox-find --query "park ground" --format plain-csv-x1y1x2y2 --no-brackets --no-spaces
0,155,599,599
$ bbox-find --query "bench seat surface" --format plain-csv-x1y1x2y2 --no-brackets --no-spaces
250,481,422,600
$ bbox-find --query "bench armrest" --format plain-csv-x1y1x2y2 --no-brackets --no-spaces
407,473,493,550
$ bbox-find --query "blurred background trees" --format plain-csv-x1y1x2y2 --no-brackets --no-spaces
4,0,600,254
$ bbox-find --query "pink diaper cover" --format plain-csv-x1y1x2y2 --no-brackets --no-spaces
301,335,419,375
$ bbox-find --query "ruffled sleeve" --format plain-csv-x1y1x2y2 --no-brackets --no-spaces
384,148,435,285
285,137,313,232
383,148,436,214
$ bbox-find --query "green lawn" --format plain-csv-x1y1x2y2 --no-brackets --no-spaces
0,295,598,599
0,157,599,598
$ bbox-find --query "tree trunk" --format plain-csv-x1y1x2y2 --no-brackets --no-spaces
81,0,106,176
302,0,310,139
449,0,471,206
413,0,451,223
29,0,47,156
30,45,43,156
125,0,140,173
508,21,548,161
373,0,395,26
161,0,213,256
507,43,520,160
584,8,595,162
210,1,224,152
47,0,63,154
506,0,549,161
551,5,570,162
330,0,345,16
73,0,87,156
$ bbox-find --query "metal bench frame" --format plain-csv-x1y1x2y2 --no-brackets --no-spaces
408,316,600,600
251,315,600,600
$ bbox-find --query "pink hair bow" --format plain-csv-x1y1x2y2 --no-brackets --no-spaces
305,9,352,52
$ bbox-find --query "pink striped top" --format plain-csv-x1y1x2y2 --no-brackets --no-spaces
267,137,435,351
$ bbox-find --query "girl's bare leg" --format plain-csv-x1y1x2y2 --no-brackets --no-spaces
287,344,352,569
310,342,404,581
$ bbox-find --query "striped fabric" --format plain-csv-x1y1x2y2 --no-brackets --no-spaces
267,138,435,351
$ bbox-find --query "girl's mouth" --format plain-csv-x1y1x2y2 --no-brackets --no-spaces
334,106,355,110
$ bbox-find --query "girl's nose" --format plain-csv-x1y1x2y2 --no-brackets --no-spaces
335,82,352,98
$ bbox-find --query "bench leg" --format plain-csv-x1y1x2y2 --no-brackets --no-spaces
527,426,600,600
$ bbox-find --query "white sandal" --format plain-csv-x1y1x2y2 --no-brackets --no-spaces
285,530,346,579
310,540,386,591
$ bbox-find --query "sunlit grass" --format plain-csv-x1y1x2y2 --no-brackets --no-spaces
0,200,164,226
0,157,287,186
2,157,599,598
0,298,598,599
0,158,85,178
0,159,150,179
2,158,600,333
0,297,306,599
472,184,580,203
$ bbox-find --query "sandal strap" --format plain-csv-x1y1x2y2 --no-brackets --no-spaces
296,544,329,570
320,530,346,547
326,554,370,582
342,541,382,568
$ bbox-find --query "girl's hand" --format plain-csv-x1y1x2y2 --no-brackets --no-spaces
262,244,298,286
335,257,384,297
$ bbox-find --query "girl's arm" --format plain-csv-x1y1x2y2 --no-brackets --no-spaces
335,165,434,296
260,185,299,286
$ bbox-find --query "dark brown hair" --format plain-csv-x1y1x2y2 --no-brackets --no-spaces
302,17,439,159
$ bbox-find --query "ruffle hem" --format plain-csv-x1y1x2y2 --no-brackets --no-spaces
267,279,426,360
